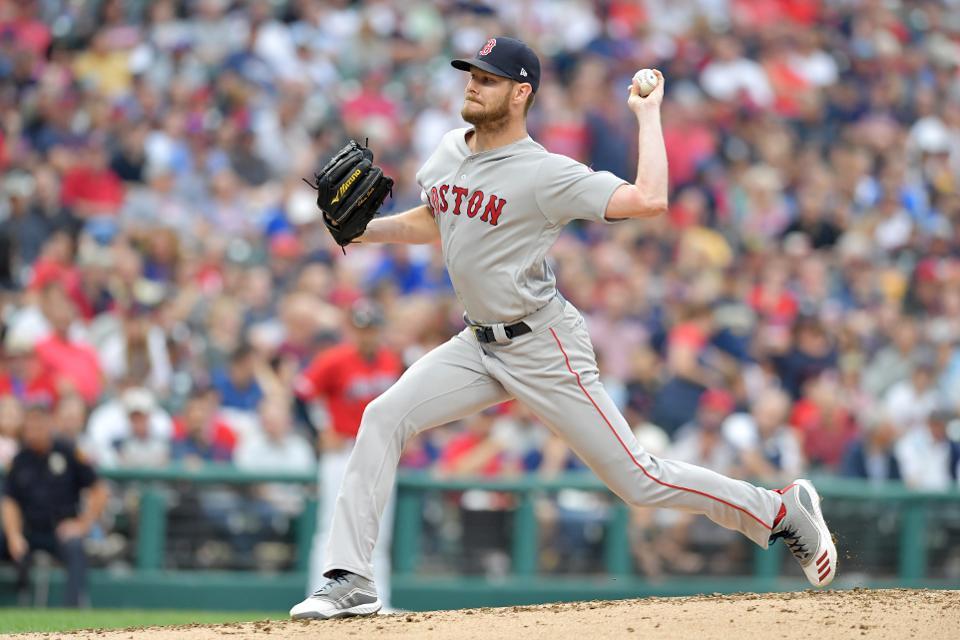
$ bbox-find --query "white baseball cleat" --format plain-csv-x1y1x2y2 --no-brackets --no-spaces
770,479,838,587
290,570,382,619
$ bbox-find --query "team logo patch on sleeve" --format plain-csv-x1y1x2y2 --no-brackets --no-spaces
479,38,497,56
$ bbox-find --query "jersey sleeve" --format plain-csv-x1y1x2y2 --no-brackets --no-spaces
534,154,628,226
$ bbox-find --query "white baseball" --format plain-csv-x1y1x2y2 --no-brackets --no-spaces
633,69,658,97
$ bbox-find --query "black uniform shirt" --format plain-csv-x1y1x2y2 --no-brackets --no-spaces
2,440,97,534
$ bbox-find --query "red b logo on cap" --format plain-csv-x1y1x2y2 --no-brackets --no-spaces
478,38,497,56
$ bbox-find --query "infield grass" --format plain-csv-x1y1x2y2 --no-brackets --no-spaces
0,608,283,634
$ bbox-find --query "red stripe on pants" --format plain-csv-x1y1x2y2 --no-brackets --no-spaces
549,328,773,531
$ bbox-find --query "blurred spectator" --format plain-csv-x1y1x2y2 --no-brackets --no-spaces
111,389,171,469
97,299,172,393
651,304,729,434
235,396,315,513
723,388,804,483
1,393,108,607
883,351,942,432
0,171,74,274
790,372,858,471
86,383,173,467
699,35,774,109
587,278,648,383
780,186,842,250
171,388,236,465
59,141,125,219
34,283,103,405
0,330,57,402
773,315,838,400
862,320,921,398
671,388,737,451
72,31,132,99
840,408,902,484
211,344,264,412
895,409,960,491
624,345,661,421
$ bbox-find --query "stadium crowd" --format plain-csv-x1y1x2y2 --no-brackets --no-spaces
2,0,960,578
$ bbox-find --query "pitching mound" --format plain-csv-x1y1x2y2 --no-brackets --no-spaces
10,589,959,639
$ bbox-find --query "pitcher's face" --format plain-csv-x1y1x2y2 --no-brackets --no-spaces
461,68,513,126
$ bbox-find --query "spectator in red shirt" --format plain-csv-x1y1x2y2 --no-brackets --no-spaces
0,2,51,57
790,372,859,470
60,142,125,218
27,231,90,319
295,301,402,603
34,284,103,405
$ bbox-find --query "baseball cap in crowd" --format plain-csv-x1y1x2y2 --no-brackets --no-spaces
122,388,157,415
699,388,735,414
350,301,384,329
451,36,541,93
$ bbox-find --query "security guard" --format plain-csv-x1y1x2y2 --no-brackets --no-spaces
1,391,108,606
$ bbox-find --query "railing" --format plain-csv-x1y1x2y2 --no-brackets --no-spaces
100,466,318,573
2,467,958,610
389,472,960,608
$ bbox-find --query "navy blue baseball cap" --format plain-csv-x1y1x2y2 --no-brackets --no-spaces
451,36,541,93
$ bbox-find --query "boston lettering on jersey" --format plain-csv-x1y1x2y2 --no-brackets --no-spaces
428,184,506,226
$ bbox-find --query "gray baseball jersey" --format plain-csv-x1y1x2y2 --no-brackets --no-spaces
319,127,784,586
416,128,625,324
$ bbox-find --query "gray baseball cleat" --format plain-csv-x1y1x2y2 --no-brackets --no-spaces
770,479,838,587
289,570,382,619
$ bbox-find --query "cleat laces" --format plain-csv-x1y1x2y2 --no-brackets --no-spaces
311,571,350,598
771,526,809,562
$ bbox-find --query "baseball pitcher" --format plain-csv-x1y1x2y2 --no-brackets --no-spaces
291,36,837,619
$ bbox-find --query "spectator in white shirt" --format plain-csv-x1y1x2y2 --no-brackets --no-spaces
86,385,174,468
723,388,804,484
862,320,920,398
883,352,942,433
699,35,774,109
787,30,838,87
895,409,960,491
235,396,315,515
113,391,170,469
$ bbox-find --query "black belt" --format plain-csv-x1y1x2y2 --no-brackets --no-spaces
472,321,532,343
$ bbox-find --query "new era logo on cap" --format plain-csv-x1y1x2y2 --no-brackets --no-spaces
520,68,527,77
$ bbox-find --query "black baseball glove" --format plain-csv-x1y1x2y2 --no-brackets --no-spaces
305,139,393,249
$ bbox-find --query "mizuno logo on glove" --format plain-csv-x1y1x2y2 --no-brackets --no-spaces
331,168,364,205
306,139,393,251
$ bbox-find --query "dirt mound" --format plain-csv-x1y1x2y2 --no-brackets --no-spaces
11,589,959,640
